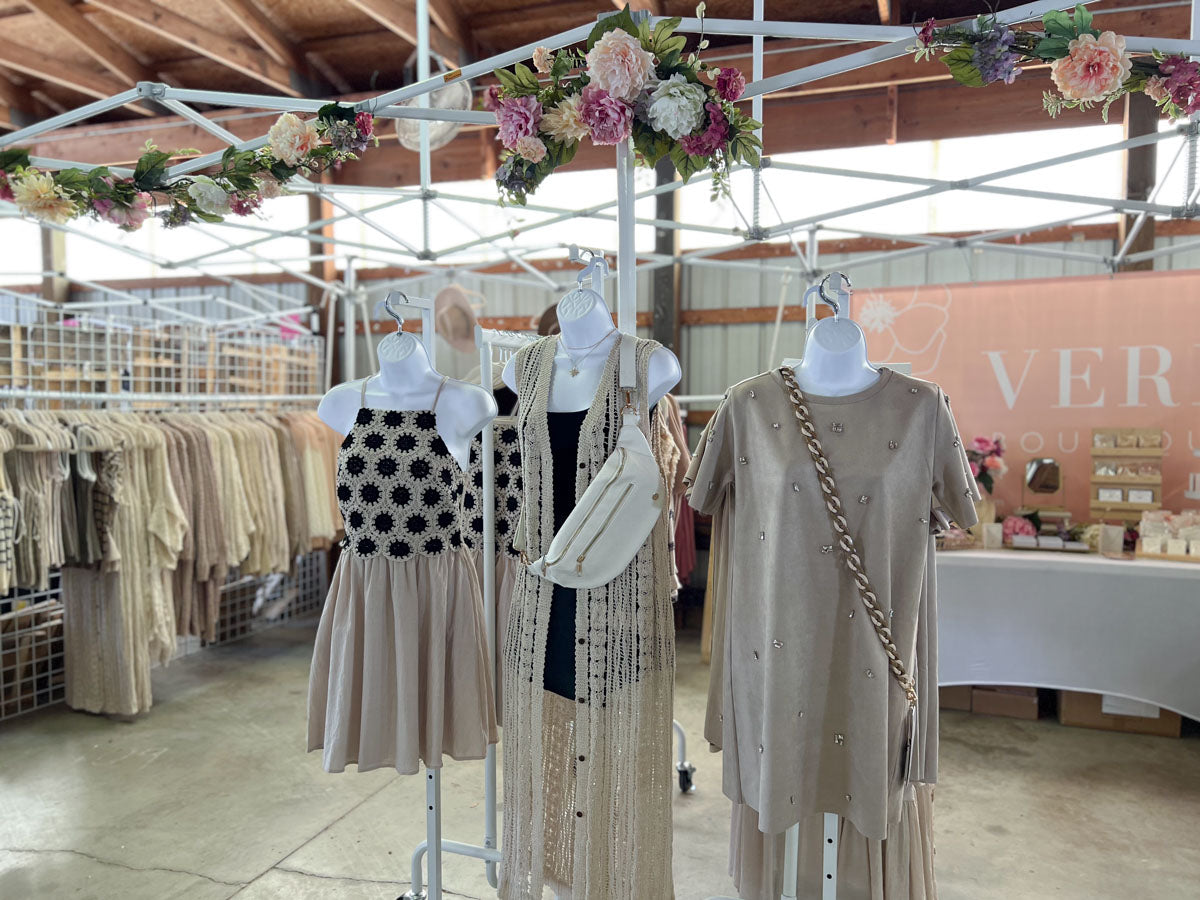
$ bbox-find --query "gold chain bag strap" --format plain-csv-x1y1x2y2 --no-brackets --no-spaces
779,366,919,711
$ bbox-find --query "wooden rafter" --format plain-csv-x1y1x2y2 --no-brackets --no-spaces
22,0,155,86
0,38,157,117
0,71,45,128
425,0,469,55
211,0,333,95
87,0,300,97
344,0,461,65
877,0,893,26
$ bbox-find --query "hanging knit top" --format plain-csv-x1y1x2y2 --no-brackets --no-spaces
335,376,467,562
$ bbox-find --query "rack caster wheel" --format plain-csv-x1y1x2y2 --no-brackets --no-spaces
677,761,696,793
399,891,427,899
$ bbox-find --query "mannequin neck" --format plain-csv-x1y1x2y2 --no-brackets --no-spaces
784,318,879,397
376,336,440,393
558,295,616,349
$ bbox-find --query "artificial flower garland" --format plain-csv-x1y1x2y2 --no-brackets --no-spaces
0,103,377,231
914,5,1200,121
487,3,762,205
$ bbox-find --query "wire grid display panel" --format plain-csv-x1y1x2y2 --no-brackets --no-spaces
0,574,65,722
176,551,328,654
0,316,323,407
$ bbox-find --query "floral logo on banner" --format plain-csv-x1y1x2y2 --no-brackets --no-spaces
487,3,763,205
913,5,1198,121
0,104,377,231
858,286,952,376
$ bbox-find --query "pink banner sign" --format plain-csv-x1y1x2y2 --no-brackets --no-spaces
857,270,1200,522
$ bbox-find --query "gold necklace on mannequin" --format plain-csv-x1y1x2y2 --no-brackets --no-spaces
560,328,616,377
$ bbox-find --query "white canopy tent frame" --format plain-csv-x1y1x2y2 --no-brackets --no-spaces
1,1,1200,896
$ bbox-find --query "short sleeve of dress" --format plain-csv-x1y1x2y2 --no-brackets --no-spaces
684,398,734,516
931,389,979,528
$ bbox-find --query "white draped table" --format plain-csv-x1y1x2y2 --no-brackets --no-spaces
936,550,1200,721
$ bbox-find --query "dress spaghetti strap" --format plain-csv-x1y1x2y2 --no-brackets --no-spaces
359,375,374,407
431,375,450,413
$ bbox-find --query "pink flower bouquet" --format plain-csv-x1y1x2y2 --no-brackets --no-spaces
913,5,1193,123
489,4,762,205
964,434,1006,495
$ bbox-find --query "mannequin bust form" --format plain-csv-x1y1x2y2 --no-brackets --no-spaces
782,317,881,397
782,274,880,397
319,328,497,471
502,287,681,411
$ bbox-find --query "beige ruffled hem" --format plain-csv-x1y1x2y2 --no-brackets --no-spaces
731,784,936,900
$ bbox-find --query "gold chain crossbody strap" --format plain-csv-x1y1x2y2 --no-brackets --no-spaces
779,366,918,709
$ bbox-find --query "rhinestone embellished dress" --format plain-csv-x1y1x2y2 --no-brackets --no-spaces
686,367,978,900
307,380,497,774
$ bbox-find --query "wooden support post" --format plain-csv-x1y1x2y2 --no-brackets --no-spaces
651,156,680,352
40,228,68,305
308,183,340,383
1118,91,1158,271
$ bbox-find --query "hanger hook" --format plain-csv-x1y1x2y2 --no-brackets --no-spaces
818,272,852,318
382,293,406,328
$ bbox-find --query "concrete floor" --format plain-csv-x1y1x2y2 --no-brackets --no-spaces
1,623,1198,900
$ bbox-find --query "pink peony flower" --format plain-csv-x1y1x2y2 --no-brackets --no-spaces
970,436,997,455
513,134,547,163
92,189,152,230
0,171,13,202
496,95,543,149
969,460,981,477
532,46,553,75
585,29,655,102
480,85,502,112
716,67,746,102
355,110,374,139
577,85,632,145
1002,514,1037,542
1144,75,1168,103
679,102,730,156
1050,31,1132,102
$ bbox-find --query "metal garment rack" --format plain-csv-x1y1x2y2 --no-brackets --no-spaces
400,325,533,900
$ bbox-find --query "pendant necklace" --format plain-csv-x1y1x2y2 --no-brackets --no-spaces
560,328,615,377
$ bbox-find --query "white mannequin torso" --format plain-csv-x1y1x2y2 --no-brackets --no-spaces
501,288,681,411
318,331,497,470
782,316,880,397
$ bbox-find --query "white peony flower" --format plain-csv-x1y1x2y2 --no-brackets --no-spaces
268,112,320,166
644,74,707,139
186,175,231,216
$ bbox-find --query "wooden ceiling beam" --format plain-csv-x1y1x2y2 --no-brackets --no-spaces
621,0,662,14
22,0,155,86
211,0,333,95
0,39,157,117
86,0,300,97
0,71,46,126
344,0,460,65
425,0,469,56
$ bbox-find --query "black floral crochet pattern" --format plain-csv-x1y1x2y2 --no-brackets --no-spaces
337,407,466,561
462,418,523,558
